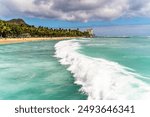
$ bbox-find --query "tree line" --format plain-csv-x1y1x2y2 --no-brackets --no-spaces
0,19,90,38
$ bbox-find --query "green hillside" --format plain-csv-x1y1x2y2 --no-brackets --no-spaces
0,19,90,38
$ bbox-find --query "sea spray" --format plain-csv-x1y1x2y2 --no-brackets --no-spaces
54,40,150,100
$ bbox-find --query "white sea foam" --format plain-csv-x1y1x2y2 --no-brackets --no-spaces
54,40,150,100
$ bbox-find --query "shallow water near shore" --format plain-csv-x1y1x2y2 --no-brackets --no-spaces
0,40,87,100
0,37,150,100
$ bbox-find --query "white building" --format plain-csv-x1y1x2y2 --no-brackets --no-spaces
87,28,94,37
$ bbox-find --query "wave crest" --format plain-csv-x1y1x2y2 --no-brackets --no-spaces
54,40,150,100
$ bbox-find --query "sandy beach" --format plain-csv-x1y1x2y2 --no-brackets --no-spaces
0,37,80,45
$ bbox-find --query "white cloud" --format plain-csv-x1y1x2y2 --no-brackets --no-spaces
0,0,150,21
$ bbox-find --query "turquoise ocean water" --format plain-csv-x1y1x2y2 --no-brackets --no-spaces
0,40,86,100
0,37,150,100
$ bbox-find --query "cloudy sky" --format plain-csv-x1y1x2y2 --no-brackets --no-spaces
1,0,150,36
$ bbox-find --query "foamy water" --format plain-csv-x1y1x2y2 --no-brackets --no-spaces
55,40,150,100
0,37,150,100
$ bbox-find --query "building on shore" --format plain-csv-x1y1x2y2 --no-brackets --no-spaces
86,28,94,37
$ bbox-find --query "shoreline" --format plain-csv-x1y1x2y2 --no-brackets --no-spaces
0,37,82,45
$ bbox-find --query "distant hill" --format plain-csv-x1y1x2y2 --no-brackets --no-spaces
7,18,28,26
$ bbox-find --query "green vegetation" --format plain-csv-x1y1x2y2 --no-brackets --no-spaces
0,19,90,38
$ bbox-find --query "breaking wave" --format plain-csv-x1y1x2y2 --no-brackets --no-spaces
54,40,150,100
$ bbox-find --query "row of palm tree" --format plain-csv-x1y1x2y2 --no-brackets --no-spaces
0,20,90,38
